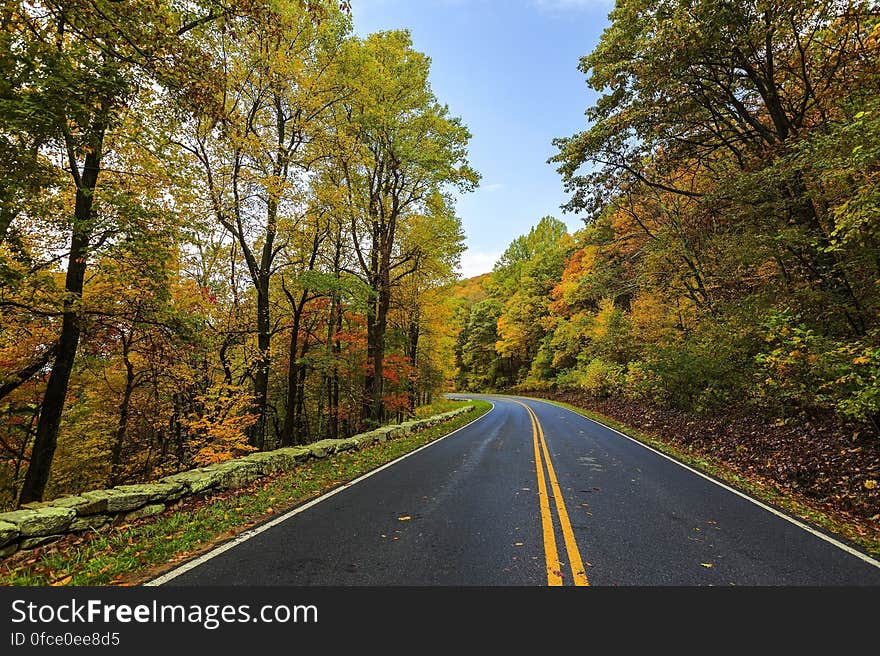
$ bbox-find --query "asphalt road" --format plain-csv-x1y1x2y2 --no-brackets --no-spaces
153,395,880,586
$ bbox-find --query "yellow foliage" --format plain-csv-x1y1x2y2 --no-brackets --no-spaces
550,245,598,314
180,384,258,466
629,292,677,343
590,298,616,341
495,313,528,358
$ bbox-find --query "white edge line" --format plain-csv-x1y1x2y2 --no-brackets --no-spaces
145,402,495,586
507,394,880,569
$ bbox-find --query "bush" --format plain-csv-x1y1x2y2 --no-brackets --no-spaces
756,312,880,429
636,334,754,412
582,358,625,396
554,369,578,391
181,384,258,466
622,360,660,402
555,358,624,398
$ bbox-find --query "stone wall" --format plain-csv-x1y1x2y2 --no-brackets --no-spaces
0,405,475,559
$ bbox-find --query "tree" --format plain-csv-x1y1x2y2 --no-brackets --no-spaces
332,31,478,423
456,299,505,390
552,0,878,333
491,217,571,382
392,190,465,411
175,2,350,447
7,0,228,503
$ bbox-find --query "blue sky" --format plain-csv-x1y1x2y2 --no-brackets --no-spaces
351,0,612,278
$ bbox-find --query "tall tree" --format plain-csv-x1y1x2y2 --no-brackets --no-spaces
552,0,877,333
394,191,465,411
9,0,224,503
177,2,350,447
491,217,571,382
333,31,478,423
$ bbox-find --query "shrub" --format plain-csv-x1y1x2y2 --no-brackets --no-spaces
555,358,624,398
180,384,258,466
622,360,660,402
554,369,581,391
638,334,754,412
756,312,880,430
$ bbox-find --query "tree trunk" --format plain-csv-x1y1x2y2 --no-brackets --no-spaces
249,189,277,449
19,143,101,504
407,312,420,415
365,280,389,425
280,298,305,447
109,335,135,485
295,359,307,442
250,276,271,449
246,94,284,447
328,294,342,440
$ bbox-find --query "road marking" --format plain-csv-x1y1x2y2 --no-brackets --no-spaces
526,403,562,585
514,395,880,570
145,403,495,586
531,404,590,586
515,400,589,586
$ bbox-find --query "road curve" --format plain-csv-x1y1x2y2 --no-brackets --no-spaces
152,395,880,586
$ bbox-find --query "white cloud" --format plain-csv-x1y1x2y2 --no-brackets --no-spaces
481,183,505,192
457,251,500,279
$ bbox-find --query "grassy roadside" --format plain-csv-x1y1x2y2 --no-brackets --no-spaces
0,399,492,586
512,393,880,559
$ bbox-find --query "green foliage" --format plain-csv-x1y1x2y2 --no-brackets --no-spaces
456,299,505,390
490,216,573,383
0,0,477,505
756,311,880,428
638,341,745,412
557,359,624,398
486,0,880,438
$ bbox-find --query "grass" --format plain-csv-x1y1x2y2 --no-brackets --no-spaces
515,394,880,559
0,399,492,586
413,397,469,417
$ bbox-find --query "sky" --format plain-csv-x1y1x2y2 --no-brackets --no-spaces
350,0,612,278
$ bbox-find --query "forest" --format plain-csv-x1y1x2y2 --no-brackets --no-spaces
453,0,879,520
0,0,477,508
2,0,879,530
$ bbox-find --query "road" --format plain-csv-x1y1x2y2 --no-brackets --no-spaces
151,395,880,586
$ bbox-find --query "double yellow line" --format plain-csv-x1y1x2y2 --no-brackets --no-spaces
515,400,589,586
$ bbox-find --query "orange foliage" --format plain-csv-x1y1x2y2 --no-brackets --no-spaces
180,384,258,466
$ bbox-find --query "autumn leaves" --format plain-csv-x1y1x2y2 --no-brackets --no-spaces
0,2,476,508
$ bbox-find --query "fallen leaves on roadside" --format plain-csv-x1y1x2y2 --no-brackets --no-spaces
398,516,411,521
50,575,72,586
700,563,714,568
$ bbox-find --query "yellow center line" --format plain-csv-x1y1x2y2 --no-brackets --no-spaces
516,400,590,587
527,403,563,586
532,405,590,586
